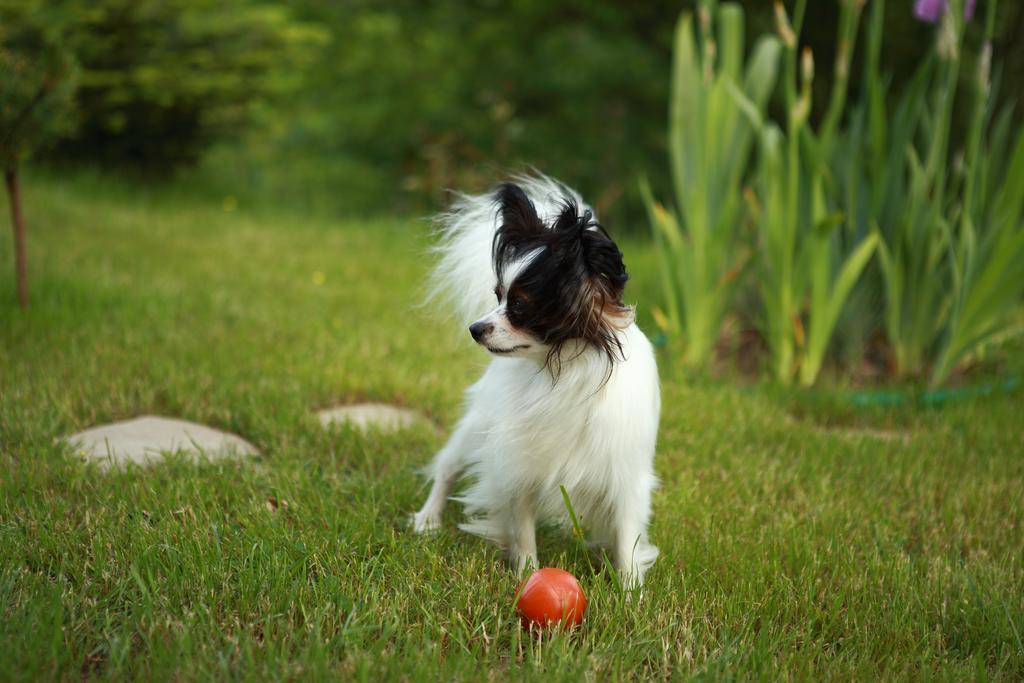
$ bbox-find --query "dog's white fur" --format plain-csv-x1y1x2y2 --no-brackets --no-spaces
413,175,660,589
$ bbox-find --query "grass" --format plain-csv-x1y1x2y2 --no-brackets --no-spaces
1,171,1022,680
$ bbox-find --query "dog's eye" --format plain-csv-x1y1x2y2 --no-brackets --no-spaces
508,295,527,313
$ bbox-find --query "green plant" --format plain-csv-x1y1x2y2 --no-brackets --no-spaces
840,0,1024,384
930,0,1024,384
641,1,781,368
828,0,929,370
868,3,966,379
651,0,1022,386
735,0,878,386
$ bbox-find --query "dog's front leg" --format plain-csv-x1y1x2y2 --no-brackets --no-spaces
613,485,659,592
508,495,537,576
412,418,481,533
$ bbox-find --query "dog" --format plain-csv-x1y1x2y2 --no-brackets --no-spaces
412,174,660,589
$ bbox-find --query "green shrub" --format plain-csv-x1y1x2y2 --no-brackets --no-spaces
839,0,1024,385
640,2,781,368
56,0,326,171
741,0,879,387
648,0,1024,386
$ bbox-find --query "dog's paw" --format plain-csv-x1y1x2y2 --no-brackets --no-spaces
512,552,539,578
411,509,442,534
617,568,646,602
622,584,645,604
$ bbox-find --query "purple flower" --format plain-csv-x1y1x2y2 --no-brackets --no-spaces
914,0,977,23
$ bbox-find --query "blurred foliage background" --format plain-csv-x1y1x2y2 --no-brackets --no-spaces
3,0,1024,381
5,0,1023,224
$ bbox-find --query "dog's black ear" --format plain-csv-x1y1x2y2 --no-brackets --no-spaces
581,229,629,302
496,183,544,241
493,183,545,282
550,199,629,304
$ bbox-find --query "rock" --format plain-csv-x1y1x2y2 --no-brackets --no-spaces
317,403,428,433
66,415,257,470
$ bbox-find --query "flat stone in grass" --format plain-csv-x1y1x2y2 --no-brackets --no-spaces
317,403,428,433
67,415,257,470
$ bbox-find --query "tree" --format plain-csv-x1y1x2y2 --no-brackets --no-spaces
0,1,78,308
57,0,327,171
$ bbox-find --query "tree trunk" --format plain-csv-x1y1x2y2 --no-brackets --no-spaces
4,167,28,308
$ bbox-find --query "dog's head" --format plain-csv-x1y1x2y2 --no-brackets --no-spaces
468,182,632,374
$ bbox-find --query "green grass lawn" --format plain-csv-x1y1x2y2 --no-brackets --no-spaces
2,173,1022,680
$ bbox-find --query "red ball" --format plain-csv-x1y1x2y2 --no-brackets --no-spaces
516,568,587,628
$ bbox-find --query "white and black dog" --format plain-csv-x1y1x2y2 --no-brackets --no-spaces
413,175,660,589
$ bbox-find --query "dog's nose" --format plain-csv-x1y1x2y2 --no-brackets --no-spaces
469,322,493,342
